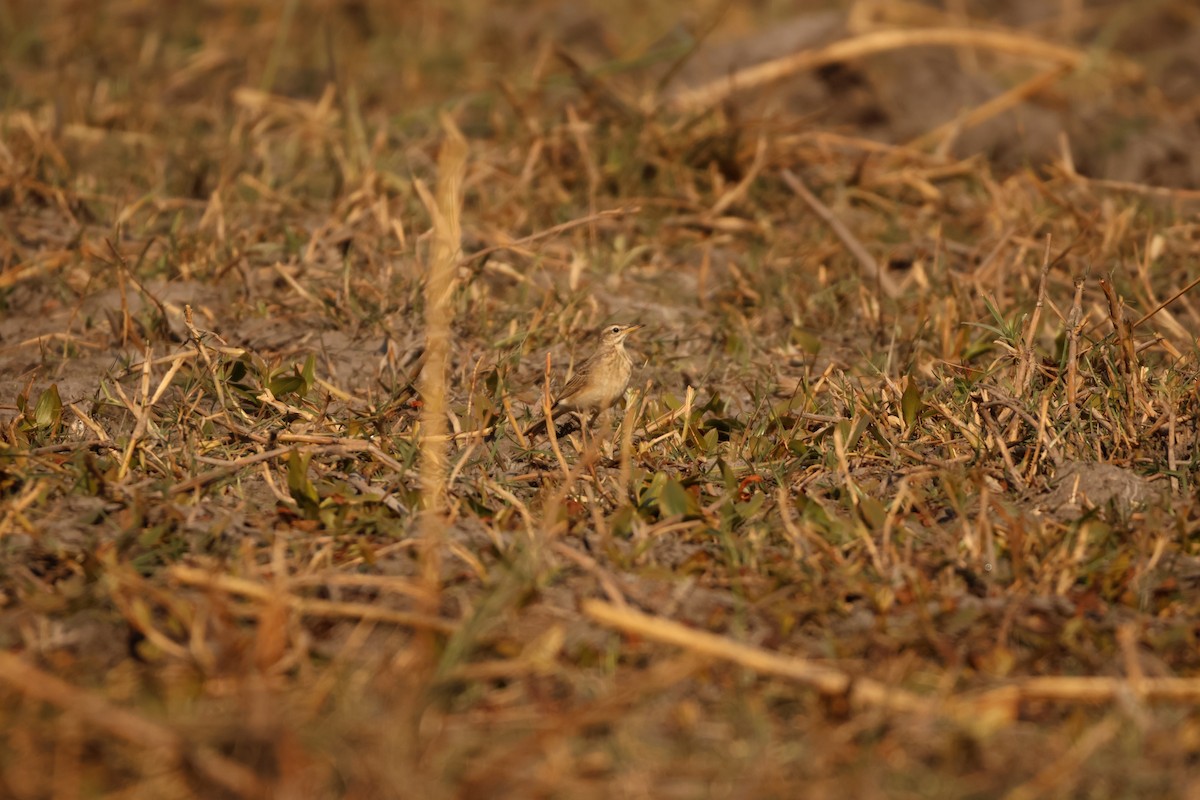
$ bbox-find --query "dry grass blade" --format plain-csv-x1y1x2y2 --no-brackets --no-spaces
1071,175,1200,201
458,207,638,266
542,352,571,479
554,46,637,120
1007,675,1200,703
458,654,705,793
708,133,768,218
583,600,931,714
1065,275,1086,415
168,566,457,632
1099,277,1142,410
168,442,408,495
0,652,268,798
115,349,191,481
1014,236,1053,398
1129,271,1200,332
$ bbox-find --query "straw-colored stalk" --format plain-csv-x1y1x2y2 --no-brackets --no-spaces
414,116,468,626
416,116,468,515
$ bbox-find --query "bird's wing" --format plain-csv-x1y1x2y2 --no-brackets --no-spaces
554,365,589,405
525,369,581,437
525,350,604,437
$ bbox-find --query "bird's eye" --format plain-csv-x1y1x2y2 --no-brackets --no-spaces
610,326,620,333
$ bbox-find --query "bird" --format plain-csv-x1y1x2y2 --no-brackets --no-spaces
524,323,643,439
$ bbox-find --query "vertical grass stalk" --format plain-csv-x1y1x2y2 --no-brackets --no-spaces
415,115,468,628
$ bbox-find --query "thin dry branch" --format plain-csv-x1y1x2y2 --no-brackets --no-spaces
554,46,638,120
459,206,638,266
168,566,457,632
168,442,408,496
1072,174,1200,202
986,674,1200,704
668,27,1126,112
583,599,930,713
781,169,901,299
1130,271,1200,332
708,133,768,218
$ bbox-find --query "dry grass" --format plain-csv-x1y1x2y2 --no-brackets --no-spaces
3,1,1200,797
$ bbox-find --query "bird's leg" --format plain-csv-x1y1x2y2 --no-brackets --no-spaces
580,409,604,451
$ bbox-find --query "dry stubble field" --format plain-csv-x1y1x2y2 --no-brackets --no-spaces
3,1,1200,797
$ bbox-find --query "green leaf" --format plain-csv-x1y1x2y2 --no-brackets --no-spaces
717,459,736,492
787,439,809,457
138,524,167,548
837,416,868,449
660,479,694,517
640,471,668,508
32,384,63,431
699,393,726,415
301,354,317,394
790,328,822,355
270,375,306,397
901,377,923,429
734,492,766,519
857,495,887,530
286,451,320,515
608,505,636,537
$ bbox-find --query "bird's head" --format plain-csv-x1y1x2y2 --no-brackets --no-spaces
600,323,644,346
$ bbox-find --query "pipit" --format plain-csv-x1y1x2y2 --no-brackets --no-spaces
525,323,643,438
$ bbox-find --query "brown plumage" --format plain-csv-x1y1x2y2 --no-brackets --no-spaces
524,323,643,439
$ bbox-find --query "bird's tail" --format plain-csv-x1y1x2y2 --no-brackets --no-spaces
524,415,551,438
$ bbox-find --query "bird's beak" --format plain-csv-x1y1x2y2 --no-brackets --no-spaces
624,324,644,335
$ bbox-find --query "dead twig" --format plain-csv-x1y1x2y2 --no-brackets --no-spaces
668,27,1130,112
459,206,638,267
1014,236,1052,399
1065,274,1086,418
168,566,457,632
1099,277,1142,412
583,599,930,713
781,169,901,299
